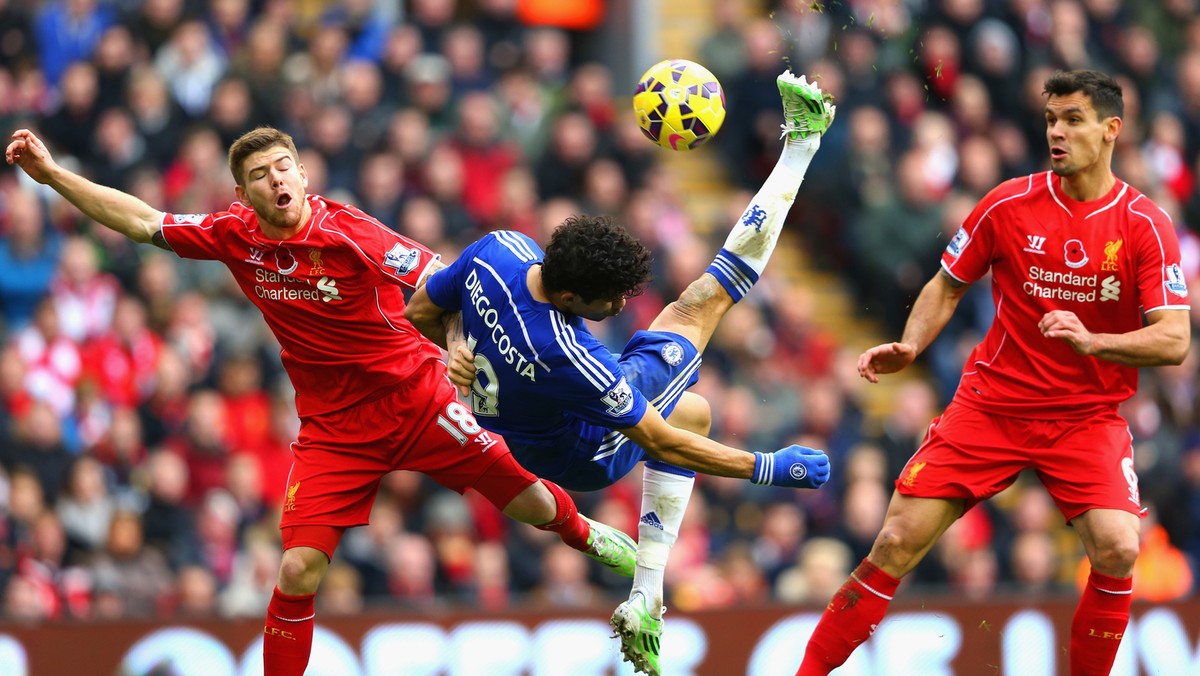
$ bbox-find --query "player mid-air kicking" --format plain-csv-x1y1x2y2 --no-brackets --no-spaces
406,70,837,675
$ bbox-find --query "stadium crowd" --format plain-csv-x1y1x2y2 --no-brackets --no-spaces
0,0,1197,624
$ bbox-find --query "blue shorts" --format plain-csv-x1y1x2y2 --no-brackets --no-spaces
538,330,701,491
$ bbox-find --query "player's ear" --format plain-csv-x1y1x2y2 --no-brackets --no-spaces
299,162,309,189
235,184,251,207
1105,116,1122,144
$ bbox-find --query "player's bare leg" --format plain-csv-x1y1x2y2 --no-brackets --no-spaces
648,71,837,354
798,494,962,675
1068,508,1139,676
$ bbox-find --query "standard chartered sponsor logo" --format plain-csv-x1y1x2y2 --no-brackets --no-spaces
1024,265,1114,302
464,269,537,381
1100,276,1121,302
254,269,340,303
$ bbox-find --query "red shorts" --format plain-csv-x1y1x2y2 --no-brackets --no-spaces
278,361,536,532
897,401,1142,523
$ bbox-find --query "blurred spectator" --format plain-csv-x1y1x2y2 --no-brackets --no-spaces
33,0,115,88
171,563,218,617
218,526,280,616
123,0,185,58
776,536,853,605
4,401,72,505
138,449,200,570
0,0,35,69
87,509,172,617
529,542,600,608
125,65,189,170
0,189,60,335
208,76,266,149
317,560,364,616
226,17,289,125
154,19,227,119
204,0,249,56
81,294,160,409
55,454,115,554
92,25,136,112
448,91,521,227
42,61,102,164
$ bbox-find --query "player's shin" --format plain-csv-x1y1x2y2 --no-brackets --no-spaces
632,463,696,615
263,586,316,676
530,479,590,550
796,558,900,676
1069,571,1133,676
707,163,803,302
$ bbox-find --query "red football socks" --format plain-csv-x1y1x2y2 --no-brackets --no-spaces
1070,571,1133,676
263,586,316,676
532,479,591,550
796,558,901,676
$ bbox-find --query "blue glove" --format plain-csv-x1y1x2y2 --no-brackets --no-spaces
753,446,830,489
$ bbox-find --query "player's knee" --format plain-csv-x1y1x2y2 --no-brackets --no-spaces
667,392,711,436
676,276,730,317
278,547,327,594
651,278,728,334
871,526,925,574
1089,538,1140,576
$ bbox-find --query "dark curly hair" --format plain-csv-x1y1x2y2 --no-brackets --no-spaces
541,215,653,303
1044,70,1123,120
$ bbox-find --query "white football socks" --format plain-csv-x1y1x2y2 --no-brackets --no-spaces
633,466,696,619
720,136,817,277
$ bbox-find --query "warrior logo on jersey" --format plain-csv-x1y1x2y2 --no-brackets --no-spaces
1024,235,1046,254
661,342,684,367
1166,264,1189,297
384,242,420,275
946,227,968,257
601,377,635,416
276,247,298,275
173,213,205,225
1064,239,1089,269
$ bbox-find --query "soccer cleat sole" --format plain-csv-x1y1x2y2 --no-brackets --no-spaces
611,603,661,676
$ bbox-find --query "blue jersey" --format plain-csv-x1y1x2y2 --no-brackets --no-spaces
425,231,653,479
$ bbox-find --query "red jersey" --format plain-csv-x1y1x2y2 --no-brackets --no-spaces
942,172,1190,419
160,195,443,417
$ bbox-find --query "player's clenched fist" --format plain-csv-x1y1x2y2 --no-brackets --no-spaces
446,342,477,396
752,445,830,489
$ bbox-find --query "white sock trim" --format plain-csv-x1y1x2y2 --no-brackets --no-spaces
850,572,894,601
270,612,317,623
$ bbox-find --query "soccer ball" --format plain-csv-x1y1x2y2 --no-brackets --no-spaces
633,59,726,151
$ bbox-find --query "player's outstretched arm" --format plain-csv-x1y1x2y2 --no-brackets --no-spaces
619,406,830,489
6,129,165,246
859,268,970,383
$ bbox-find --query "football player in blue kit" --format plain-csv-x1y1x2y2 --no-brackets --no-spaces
406,70,836,675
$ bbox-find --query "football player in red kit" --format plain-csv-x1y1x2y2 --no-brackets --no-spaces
796,70,1191,676
6,126,638,676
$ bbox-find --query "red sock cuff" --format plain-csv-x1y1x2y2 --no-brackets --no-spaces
537,479,577,528
853,558,901,596
1088,571,1133,594
532,480,590,550
270,586,316,621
